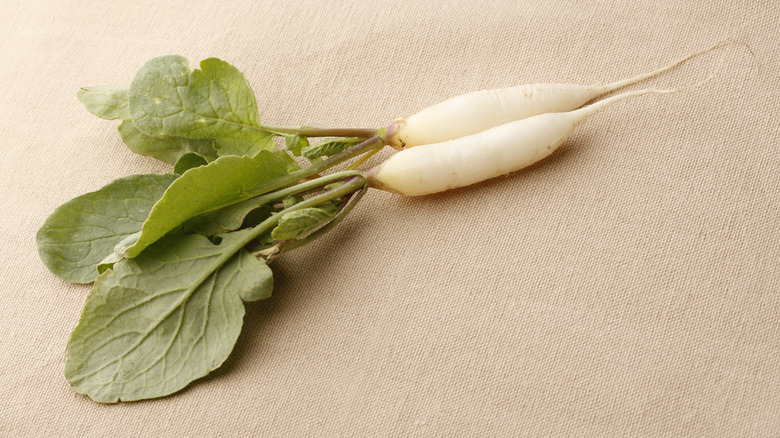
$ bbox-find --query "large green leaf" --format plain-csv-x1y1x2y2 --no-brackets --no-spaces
121,150,289,258
77,85,130,120
77,85,221,164
65,229,273,403
128,55,274,156
118,120,218,165
36,173,178,284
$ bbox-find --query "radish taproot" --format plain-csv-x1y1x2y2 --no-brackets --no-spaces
389,38,732,149
369,85,709,196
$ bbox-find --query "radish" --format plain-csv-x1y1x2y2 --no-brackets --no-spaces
369,84,710,196
389,38,732,149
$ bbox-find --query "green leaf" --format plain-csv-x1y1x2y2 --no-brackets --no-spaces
118,120,218,165
128,55,274,156
123,150,289,258
173,152,209,174
301,138,362,160
64,229,272,403
271,203,341,241
284,135,308,156
36,173,178,284
77,86,130,120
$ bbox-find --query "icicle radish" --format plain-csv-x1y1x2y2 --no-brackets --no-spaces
389,38,731,149
369,86,703,196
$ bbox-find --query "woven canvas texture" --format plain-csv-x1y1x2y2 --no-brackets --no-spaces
1,0,778,436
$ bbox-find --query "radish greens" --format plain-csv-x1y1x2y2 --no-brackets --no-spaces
40,55,382,403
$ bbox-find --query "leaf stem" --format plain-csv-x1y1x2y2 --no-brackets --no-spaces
346,148,379,171
251,170,365,208
290,135,384,181
273,175,367,217
262,125,380,139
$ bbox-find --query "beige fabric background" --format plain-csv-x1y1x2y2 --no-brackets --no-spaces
1,0,778,436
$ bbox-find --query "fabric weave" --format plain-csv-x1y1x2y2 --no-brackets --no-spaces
1,0,778,436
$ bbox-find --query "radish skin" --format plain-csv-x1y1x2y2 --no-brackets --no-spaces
370,86,696,197
390,38,731,149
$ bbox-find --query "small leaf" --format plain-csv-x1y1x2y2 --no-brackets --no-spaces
302,138,362,160
118,120,218,165
284,135,309,157
274,151,302,173
97,252,123,274
282,196,303,209
123,150,289,258
128,55,274,156
112,231,141,258
77,86,130,120
174,152,209,174
271,203,341,241
36,173,177,284
64,229,272,403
